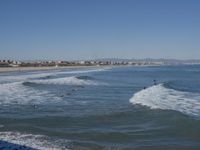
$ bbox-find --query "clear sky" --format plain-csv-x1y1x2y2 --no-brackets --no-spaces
0,0,200,60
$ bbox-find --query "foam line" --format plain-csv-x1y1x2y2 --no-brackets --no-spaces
28,76,98,86
0,82,62,105
0,67,108,84
0,132,69,150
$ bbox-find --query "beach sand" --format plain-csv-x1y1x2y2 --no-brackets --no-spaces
0,66,101,73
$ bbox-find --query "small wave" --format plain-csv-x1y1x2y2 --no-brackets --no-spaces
0,82,62,105
130,84,200,117
36,75,54,80
0,132,69,150
26,76,99,86
0,73,54,84
0,76,100,105
0,67,108,84
75,75,94,80
22,81,38,86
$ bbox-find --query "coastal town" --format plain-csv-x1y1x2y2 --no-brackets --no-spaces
0,59,164,68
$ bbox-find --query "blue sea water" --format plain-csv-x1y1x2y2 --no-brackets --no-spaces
0,65,200,150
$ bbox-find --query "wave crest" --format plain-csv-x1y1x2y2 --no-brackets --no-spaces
0,82,63,105
25,76,98,86
0,132,69,150
130,84,200,117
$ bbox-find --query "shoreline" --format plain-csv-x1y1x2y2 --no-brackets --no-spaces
0,64,164,73
0,66,106,73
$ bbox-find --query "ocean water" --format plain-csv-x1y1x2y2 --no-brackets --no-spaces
0,65,200,150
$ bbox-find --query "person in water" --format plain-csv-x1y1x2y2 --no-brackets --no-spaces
153,79,157,85
143,80,157,90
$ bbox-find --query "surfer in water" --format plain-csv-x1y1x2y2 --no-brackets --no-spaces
142,80,157,90
153,79,157,85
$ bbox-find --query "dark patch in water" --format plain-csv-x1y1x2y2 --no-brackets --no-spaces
66,92,71,96
76,85,84,88
72,88,78,92
75,76,94,80
22,81,38,86
38,75,52,80
60,92,72,98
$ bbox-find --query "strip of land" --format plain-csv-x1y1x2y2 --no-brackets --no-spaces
0,66,103,73
0,59,165,73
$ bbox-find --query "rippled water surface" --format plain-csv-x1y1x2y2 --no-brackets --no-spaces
0,65,200,150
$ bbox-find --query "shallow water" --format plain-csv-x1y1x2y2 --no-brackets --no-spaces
0,65,200,150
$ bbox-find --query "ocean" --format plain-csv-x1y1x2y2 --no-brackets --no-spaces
0,65,200,150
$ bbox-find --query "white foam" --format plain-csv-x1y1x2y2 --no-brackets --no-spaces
0,67,108,84
0,82,62,105
0,75,100,105
0,132,69,150
130,84,200,117
29,76,99,86
0,73,53,83
0,68,106,105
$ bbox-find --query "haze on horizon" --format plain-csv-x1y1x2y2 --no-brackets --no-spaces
0,0,200,60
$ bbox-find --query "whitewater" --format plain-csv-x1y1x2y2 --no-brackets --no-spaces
130,84,200,117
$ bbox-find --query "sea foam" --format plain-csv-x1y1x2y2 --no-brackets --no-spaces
0,68,105,105
0,132,69,150
130,84,200,117
0,67,108,84
28,76,99,86
0,82,62,105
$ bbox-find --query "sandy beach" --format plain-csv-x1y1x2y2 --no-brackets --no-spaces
0,66,103,73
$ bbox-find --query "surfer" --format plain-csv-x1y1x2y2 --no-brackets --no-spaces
72,88,78,92
153,79,157,85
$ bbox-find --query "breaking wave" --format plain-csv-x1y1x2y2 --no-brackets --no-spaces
0,68,104,105
0,82,62,105
24,76,99,86
130,84,200,117
0,67,108,84
0,132,69,150
75,75,95,80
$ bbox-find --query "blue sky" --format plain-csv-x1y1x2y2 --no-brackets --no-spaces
0,0,200,60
